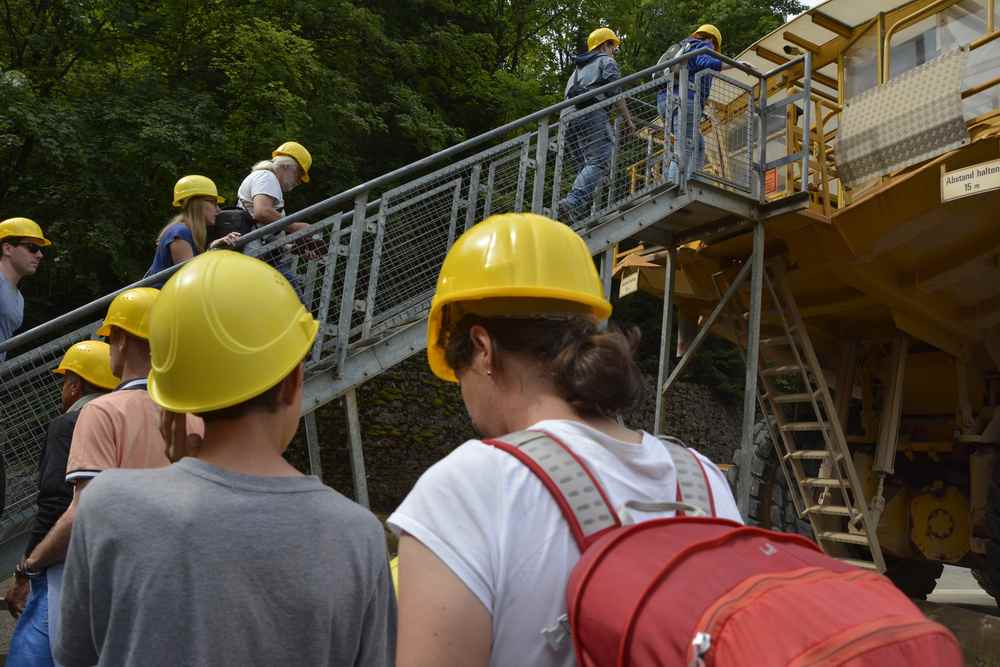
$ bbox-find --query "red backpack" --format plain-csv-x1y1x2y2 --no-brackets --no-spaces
485,430,962,667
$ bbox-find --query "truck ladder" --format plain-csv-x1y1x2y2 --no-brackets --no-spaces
755,264,885,572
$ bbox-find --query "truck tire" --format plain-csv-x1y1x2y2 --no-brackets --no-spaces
972,452,1000,606
885,559,943,599
736,422,812,536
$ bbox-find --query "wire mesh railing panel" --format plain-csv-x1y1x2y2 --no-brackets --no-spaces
547,70,692,227
0,323,98,533
695,72,757,193
0,53,814,543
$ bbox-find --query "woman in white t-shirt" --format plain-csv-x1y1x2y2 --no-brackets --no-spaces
389,213,741,667
235,141,315,297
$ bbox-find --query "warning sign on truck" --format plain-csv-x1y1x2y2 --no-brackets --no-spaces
941,158,1000,202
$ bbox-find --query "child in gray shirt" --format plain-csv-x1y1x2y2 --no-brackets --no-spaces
55,250,395,666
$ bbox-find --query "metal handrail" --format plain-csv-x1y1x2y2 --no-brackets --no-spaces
0,51,815,547
0,49,787,355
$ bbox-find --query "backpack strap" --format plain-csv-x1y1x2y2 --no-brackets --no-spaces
484,430,621,552
657,435,717,518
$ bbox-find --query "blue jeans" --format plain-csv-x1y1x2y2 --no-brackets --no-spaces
561,110,614,219
657,92,705,183
245,237,306,304
8,569,58,667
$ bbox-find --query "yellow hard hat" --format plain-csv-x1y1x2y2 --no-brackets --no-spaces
147,251,319,413
53,340,120,390
588,27,621,52
96,287,160,339
0,217,51,247
272,141,312,183
427,213,612,383
172,175,225,208
695,24,722,51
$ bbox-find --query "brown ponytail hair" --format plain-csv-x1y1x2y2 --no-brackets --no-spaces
443,315,643,418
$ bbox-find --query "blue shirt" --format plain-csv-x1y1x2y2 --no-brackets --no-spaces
144,223,197,287
0,272,24,361
679,37,722,102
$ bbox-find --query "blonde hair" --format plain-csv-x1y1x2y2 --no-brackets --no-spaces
251,155,299,175
156,197,211,253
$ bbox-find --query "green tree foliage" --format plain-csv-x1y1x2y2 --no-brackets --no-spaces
1,0,801,332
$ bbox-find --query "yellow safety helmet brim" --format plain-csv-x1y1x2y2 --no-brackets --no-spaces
695,24,722,51
426,213,612,383
0,218,52,247
587,27,621,52
146,251,319,414
96,287,160,340
174,195,226,208
272,142,312,183
52,340,120,390
172,175,225,208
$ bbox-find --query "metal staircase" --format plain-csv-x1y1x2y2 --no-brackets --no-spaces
0,49,814,564
755,264,885,571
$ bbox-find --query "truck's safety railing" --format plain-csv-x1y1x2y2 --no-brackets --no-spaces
0,51,812,538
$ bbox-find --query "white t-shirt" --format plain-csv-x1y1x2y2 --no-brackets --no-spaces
388,419,742,667
237,169,284,221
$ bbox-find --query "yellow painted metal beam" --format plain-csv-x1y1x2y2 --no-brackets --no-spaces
800,295,877,319
756,46,839,89
832,262,973,344
783,31,824,54
892,310,969,359
908,231,1000,291
810,12,854,38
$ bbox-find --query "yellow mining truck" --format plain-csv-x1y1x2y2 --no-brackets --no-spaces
618,0,1000,602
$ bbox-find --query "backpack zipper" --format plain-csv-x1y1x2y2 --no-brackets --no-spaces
686,568,876,666
789,618,956,666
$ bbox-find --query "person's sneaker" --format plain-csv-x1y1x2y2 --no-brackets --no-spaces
556,199,577,225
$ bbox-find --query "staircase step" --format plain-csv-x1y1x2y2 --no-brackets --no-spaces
785,450,830,460
770,392,818,404
818,531,870,546
761,364,804,377
780,421,830,432
803,504,851,516
760,336,792,347
841,558,880,571
802,477,844,488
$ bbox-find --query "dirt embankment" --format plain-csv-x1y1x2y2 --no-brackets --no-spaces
287,354,742,515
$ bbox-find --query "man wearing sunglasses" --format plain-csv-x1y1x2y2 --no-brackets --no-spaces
0,218,51,361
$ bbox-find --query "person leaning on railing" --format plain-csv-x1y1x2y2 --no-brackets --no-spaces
142,175,241,287
388,213,740,667
4,341,119,667
0,218,51,362
556,27,636,225
234,141,317,298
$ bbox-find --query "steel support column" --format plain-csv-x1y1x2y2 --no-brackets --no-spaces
654,247,677,434
531,120,550,214
660,255,753,398
736,222,766,518
344,388,370,508
303,412,323,478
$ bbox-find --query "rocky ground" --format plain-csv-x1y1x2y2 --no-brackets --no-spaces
285,353,744,516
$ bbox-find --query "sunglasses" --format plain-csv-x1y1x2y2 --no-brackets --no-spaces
16,242,44,255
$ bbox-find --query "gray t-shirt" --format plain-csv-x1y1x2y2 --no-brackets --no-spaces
0,273,24,361
56,458,396,667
